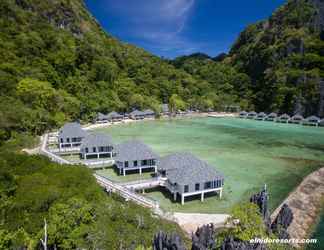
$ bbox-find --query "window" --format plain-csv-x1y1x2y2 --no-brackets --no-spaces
60,138,63,143
134,160,138,167
204,182,211,189
125,161,129,168
184,185,189,193
141,160,147,166
67,138,70,143
93,147,96,153
85,147,88,153
195,183,200,191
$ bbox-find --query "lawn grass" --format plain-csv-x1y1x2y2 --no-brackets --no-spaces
95,168,155,183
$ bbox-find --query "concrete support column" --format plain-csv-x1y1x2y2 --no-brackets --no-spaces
123,168,126,176
142,189,145,194
139,168,142,175
173,192,177,201
201,192,204,202
219,188,223,199
97,154,99,159
154,166,157,173
181,194,184,205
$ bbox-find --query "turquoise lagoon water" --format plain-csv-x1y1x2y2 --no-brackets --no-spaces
95,117,324,214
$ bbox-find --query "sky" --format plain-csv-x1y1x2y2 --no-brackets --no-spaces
85,0,286,59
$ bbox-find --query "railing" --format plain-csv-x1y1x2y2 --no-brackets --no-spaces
40,134,71,165
94,174,159,209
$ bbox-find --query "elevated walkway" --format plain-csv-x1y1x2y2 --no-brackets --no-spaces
94,174,160,210
121,177,167,190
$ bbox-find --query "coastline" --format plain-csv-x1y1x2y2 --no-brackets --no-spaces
83,112,236,131
271,167,324,247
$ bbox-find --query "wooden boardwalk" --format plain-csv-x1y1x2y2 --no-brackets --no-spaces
40,133,160,212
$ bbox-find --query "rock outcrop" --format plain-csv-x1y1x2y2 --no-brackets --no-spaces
191,224,216,250
270,167,324,247
220,236,266,250
152,231,187,250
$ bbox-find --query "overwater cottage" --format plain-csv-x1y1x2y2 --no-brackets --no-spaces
115,140,158,176
58,122,87,150
247,111,257,119
239,111,248,118
158,153,224,205
255,112,267,121
303,116,320,126
289,114,304,124
265,112,277,121
129,110,146,120
107,111,124,122
80,133,115,160
277,114,290,123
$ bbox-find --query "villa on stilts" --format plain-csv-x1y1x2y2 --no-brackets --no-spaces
114,140,158,176
58,122,87,151
158,153,224,205
80,133,115,160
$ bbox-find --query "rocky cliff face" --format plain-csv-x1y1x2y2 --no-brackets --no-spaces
230,0,324,116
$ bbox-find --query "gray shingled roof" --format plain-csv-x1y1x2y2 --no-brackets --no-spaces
257,112,266,117
115,140,159,162
267,112,277,118
107,111,123,119
97,112,109,120
143,109,155,115
81,133,114,149
158,153,224,185
59,122,87,139
129,110,145,116
279,113,290,119
306,116,320,122
291,114,304,120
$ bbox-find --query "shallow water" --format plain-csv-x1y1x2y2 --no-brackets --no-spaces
96,117,324,213
307,206,324,250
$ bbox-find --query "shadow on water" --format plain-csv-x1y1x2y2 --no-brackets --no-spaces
306,202,324,250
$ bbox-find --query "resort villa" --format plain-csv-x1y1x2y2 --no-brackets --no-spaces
239,111,248,118
158,153,224,205
247,111,257,119
80,133,115,160
143,109,155,119
265,112,277,121
58,122,87,150
107,111,124,122
256,112,266,120
96,111,124,123
303,116,321,126
289,114,304,124
129,110,146,120
277,113,290,123
114,140,159,176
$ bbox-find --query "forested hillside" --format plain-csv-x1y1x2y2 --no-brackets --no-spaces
0,138,185,249
0,0,244,142
229,0,324,116
173,0,324,117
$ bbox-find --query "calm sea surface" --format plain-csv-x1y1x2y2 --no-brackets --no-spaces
96,117,324,240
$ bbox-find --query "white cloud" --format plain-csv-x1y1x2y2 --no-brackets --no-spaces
100,0,197,55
